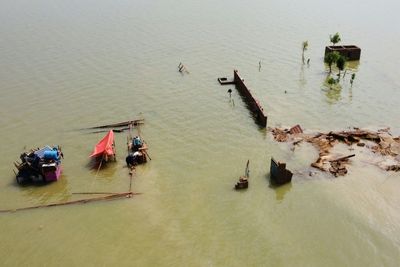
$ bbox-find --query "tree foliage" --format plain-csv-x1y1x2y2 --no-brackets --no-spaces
330,32,341,46
324,51,340,73
336,55,346,79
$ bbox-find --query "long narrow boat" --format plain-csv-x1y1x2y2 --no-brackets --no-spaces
90,130,116,162
14,146,63,184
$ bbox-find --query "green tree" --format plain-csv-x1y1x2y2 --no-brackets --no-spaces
336,55,346,79
324,51,340,73
302,41,308,64
330,32,341,46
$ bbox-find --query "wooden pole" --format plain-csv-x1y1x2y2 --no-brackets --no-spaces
245,160,250,177
143,149,152,161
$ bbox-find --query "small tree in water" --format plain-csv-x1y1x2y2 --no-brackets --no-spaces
302,41,308,64
324,51,340,73
330,32,341,46
350,73,356,87
336,55,346,80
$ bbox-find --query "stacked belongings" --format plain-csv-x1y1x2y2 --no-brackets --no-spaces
14,146,63,185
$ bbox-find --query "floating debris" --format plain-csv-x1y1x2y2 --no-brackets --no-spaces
289,124,303,134
270,126,400,176
178,62,189,74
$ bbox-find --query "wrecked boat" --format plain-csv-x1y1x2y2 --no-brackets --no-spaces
235,160,250,190
126,135,149,167
14,146,63,185
235,176,248,190
270,158,293,185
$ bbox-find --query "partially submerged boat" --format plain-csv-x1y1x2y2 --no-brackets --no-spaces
14,146,63,184
90,130,116,162
235,160,250,190
126,135,148,167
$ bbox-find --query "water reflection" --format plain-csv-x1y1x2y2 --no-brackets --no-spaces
299,64,307,89
322,60,360,104
22,174,70,204
228,97,235,108
323,82,342,104
267,174,293,202
274,182,292,202
88,160,118,181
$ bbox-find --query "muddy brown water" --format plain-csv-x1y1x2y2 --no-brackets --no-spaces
1,0,400,266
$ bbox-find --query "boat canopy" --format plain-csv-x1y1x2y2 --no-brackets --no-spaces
90,130,115,158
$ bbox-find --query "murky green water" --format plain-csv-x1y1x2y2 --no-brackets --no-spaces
1,0,400,266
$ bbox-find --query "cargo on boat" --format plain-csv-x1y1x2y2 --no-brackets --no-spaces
126,135,148,167
14,146,63,185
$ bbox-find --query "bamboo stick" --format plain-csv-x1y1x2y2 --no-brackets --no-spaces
0,192,141,213
88,119,144,129
72,192,129,195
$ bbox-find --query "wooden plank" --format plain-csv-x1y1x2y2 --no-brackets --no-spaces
329,154,355,162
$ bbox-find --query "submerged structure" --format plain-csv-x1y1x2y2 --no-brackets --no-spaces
270,158,293,185
218,70,268,127
325,45,361,60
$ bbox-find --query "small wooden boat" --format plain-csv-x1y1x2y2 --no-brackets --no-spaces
126,135,149,167
235,160,249,190
90,130,116,162
14,146,63,184
270,157,293,185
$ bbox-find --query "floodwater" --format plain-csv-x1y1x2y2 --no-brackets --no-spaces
1,0,400,266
